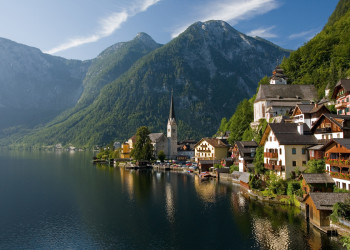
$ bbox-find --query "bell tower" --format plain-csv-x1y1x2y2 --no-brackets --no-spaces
167,91,177,159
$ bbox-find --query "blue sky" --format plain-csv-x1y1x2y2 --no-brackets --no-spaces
0,0,338,60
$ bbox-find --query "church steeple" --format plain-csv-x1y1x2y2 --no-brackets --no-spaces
169,90,176,120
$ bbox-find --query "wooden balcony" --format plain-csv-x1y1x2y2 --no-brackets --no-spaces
335,102,347,109
325,159,350,168
264,163,285,171
315,127,332,134
264,152,278,158
330,171,350,181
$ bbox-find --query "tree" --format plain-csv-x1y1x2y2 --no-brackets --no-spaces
131,126,154,161
305,159,325,173
158,150,166,162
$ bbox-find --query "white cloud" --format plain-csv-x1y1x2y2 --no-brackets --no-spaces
288,28,319,40
247,26,277,38
45,0,161,55
171,0,279,38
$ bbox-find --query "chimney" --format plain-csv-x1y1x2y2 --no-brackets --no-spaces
297,122,304,135
315,103,318,108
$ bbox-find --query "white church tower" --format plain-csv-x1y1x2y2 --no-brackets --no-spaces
167,92,178,159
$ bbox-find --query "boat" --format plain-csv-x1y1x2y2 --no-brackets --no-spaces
199,172,211,181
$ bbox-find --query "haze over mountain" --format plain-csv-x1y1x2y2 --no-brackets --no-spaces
0,37,90,134
4,20,289,148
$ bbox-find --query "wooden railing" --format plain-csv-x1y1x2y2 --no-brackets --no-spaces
325,159,350,168
264,152,278,158
264,163,285,171
335,102,347,109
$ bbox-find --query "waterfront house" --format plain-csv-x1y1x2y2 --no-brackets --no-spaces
291,103,330,129
252,66,317,127
177,139,197,161
194,138,229,163
301,173,334,196
260,123,318,179
304,192,350,228
323,138,350,190
120,142,131,159
332,79,350,115
231,141,258,172
311,113,350,141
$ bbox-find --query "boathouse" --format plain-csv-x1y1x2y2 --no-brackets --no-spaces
301,173,334,197
304,192,350,228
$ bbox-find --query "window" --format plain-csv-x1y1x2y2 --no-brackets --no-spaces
347,97,349,102
302,161,306,165
302,148,306,154
292,148,296,154
347,107,349,113
269,136,272,141
279,148,282,154
292,161,296,166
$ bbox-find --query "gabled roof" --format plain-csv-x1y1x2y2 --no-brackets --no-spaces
235,141,258,157
149,133,165,143
302,173,334,184
292,104,330,116
260,123,318,146
239,172,250,184
322,138,350,151
307,192,350,211
311,113,350,133
332,79,350,99
255,85,317,102
195,138,228,148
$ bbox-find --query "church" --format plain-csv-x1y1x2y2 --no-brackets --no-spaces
126,92,178,160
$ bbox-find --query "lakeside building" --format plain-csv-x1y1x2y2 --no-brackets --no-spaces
323,138,350,190
231,141,258,172
121,93,178,160
260,123,318,179
177,139,197,161
194,138,229,171
304,192,350,229
332,79,350,115
301,173,334,196
252,67,317,127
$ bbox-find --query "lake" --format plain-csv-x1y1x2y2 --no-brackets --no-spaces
0,150,344,249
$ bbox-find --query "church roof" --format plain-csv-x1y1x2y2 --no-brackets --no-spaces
149,133,165,143
255,85,317,103
169,92,176,120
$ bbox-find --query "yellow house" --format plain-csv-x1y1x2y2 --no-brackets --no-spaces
194,138,229,163
120,142,131,159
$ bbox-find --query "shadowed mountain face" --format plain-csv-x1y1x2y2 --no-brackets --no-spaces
0,37,90,131
15,20,289,148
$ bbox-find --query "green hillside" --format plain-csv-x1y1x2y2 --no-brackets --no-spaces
16,21,289,148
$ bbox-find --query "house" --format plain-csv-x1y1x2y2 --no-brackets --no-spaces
301,173,334,196
120,142,131,159
252,67,317,126
177,139,197,161
332,79,350,115
291,103,330,129
304,192,350,228
198,160,221,172
231,141,258,172
260,123,318,179
308,144,325,160
323,138,350,190
311,113,350,141
194,138,229,163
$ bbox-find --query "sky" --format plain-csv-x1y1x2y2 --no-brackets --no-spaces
0,0,339,60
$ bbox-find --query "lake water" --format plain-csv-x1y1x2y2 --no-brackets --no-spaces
0,150,344,249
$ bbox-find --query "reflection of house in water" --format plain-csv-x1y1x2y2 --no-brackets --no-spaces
165,183,175,223
193,176,216,203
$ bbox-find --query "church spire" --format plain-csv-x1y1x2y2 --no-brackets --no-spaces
169,90,175,120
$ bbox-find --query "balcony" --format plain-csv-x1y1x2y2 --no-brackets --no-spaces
315,127,332,134
325,159,350,168
264,152,278,158
335,102,347,109
264,163,285,171
330,171,350,181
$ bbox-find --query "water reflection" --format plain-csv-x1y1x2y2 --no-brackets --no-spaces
193,175,216,203
165,183,175,223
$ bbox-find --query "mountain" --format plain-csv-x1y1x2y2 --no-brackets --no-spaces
46,32,162,126
17,20,289,148
0,38,90,134
281,0,350,97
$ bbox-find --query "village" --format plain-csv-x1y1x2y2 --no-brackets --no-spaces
96,66,350,238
